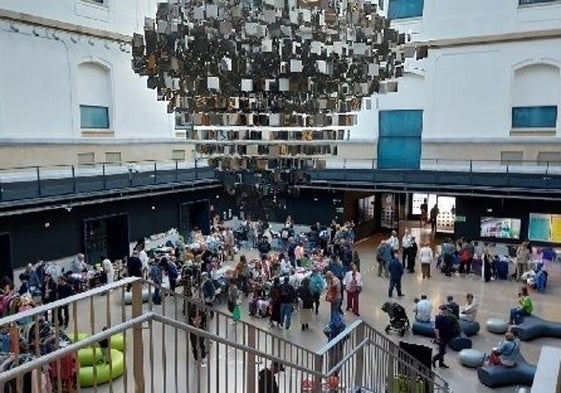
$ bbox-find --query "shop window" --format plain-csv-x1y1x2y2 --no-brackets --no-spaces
388,0,424,20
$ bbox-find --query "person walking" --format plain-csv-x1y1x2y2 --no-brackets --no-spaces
430,204,440,233
325,272,342,320
432,305,453,369
297,277,313,331
342,263,362,316
418,242,434,279
401,229,413,269
279,277,297,330
309,267,326,315
515,240,530,282
56,276,73,329
387,251,404,298
376,240,390,278
189,304,208,364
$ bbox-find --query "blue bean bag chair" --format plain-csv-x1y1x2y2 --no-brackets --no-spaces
510,315,561,341
448,332,472,351
477,355,536,387
412,321,435,338
459,320,480,337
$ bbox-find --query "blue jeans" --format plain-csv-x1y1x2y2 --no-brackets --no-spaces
153,287,161,305
280,302,293,329
510,308,529,325
330,299,342,320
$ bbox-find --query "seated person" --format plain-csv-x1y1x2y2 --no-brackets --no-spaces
446,295,460,318
459,293,478,322
413,294,432,323
520,270,536,288
509,287,533,325
487,332,521,367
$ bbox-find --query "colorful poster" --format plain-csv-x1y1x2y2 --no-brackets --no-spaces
551,216,561,243
528,214,550,241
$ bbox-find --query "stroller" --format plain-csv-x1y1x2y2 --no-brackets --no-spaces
381,302,410,337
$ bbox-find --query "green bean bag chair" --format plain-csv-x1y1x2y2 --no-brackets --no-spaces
79,349,125,387
69,333,125,351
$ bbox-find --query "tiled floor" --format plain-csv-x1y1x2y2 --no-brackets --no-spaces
67,223,559,393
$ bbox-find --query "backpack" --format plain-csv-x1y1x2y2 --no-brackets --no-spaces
309,275,324,294
280,284,295,302
447,312,461,337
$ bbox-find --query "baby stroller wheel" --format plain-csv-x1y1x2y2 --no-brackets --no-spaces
385,326,390,334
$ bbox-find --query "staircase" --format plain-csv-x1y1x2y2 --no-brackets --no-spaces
0,278,451,393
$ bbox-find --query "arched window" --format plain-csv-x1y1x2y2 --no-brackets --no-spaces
77,62,111,129
511,63,559,130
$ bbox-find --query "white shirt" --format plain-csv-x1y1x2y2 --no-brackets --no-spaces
401,234,413,249
388,235,399,251
460,300,479,322
139,250,149,272
413,299,432,322
342,271,362,292
419,246,434,264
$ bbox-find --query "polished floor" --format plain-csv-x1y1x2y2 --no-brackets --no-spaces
65,223,560,393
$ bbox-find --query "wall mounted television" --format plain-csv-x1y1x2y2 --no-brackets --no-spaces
480,217,521,239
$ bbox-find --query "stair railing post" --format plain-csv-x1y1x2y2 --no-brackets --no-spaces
246,325,257,393
131,280,145,393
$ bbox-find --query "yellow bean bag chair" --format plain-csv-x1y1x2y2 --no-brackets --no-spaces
69,332,90,343
79,349,125,387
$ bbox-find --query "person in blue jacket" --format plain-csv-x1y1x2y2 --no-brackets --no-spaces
387,250,404,298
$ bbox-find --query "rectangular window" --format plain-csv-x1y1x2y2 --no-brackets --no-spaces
105,152,122,165
80,105,110,129
172,149,186,161
512,106,557,128
77,152,95,167
500,151,524,165
537,152,561,166
388,0,424,19
519,0,558,5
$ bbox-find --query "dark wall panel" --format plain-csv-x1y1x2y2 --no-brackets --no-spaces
0,190,213,269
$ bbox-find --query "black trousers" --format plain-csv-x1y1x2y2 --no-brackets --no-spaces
432,339,448,366
312,293,320,313
190,333,206,361
57,305,70,327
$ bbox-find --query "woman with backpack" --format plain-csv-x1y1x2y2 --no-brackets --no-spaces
309,267,326,315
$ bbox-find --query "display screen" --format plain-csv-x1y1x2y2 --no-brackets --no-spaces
480,217,521,239
528,213,561,243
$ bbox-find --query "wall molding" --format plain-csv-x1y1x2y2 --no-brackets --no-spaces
0,8,130,43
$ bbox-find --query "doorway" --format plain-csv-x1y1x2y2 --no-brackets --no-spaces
83,214,129,264
0,233,13,281
179,200,210,240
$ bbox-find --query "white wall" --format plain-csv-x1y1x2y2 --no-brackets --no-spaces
0,0,159,35
352,38,561,141
389,0,561,42
0,19,174,140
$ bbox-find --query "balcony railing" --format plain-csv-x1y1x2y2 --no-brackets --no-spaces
0,278,451,393
0,159,216,203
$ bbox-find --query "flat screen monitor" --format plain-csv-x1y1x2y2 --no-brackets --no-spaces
480,217,521,239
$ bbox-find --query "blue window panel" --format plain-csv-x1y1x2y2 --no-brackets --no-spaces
378,110,423,169
512,106,557,128
519,0,557,5
378,137,421,169
379,110,423,137
80,105,110,129
388,0,424,20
